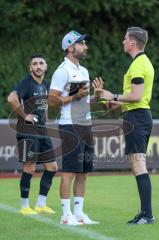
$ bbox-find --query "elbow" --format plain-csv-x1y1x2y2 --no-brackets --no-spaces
48,95,62,107
48,96,56,107
48,96,53,106
7,94,13,104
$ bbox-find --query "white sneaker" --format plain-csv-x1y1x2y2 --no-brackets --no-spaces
60,213,82,225
75,212,99,225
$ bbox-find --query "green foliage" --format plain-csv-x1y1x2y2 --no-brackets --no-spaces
0,0,159,118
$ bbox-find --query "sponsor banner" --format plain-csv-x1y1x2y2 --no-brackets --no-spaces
0,119,159,171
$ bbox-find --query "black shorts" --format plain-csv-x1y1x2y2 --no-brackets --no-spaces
17,135,56,164
59,124,94,173
123,109,152,155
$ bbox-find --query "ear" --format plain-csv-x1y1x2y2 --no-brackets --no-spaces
131,39,136,46
45,63,48,71
67,45,74,52
29,64,32,72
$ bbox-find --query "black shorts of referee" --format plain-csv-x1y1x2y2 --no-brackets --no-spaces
17,135,56,164
59,124,94,173
122,109,152,155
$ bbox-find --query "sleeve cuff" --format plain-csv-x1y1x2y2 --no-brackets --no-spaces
131,77,144,84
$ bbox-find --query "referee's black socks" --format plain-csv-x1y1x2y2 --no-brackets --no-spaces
39,170,56,196
20,172,33,198
136,173,152,218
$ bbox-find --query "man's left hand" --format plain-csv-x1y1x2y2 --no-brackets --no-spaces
94,89,113,100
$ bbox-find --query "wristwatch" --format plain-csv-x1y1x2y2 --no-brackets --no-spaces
113,94,118,101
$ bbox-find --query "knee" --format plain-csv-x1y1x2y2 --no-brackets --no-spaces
130,153,148,176
23,163,36,175
44,162,58,172
132,166,147,176
62,172,75,181
75,173,87,181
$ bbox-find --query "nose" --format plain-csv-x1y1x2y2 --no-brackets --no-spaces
37,63,42,68
84,44,88,50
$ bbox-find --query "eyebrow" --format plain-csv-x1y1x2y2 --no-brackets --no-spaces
32,61,45,64
77,40,86,44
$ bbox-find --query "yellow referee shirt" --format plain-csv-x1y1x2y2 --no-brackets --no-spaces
122,52,154,112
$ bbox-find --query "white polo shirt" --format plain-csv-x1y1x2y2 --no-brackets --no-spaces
50,57,91,125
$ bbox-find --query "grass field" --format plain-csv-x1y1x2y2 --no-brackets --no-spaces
0,175,159,240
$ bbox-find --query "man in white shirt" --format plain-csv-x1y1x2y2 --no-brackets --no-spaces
49,30,99,225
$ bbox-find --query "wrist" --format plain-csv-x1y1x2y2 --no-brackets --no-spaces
21,112,27,119
23,113,28,120
72,93,81,101
91,94,96,101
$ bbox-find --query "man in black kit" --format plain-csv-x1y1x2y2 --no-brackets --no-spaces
8,54,58,215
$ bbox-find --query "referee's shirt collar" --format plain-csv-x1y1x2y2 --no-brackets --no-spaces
133,52,145,61
64,57,80,70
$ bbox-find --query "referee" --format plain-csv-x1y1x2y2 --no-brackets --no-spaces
93,27,155,224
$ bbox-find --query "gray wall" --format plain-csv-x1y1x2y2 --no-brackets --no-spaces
0,119,159,172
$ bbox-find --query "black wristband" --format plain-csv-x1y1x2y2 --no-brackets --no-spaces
113,94,118,101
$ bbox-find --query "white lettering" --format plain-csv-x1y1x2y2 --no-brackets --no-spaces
147,136,159,157
0,146,16,161
94,137,107,157
107,136,119,156
94,135,158,159
119,135,125,156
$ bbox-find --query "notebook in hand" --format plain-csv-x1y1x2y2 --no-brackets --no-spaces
69,81,88,96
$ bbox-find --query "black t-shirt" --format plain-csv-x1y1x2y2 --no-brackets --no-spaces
15,74,49,137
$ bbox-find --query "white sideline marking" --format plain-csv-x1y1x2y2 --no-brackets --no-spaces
0,203,115,240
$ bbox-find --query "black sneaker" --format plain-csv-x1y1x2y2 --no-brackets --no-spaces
127,211,155,225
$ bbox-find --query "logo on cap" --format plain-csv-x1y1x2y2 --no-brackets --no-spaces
62,30,88,50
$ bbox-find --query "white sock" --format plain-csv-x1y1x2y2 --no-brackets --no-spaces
61,199,71,216
74,196,84,216
21,198,29,208
36,195,47,207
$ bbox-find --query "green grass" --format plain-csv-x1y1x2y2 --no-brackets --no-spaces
0,175,159,240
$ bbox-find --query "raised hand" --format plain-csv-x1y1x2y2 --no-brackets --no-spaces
92,77,104,89
92,77,104,98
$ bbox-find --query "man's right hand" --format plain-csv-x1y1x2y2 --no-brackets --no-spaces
24,114,38,124
76,85,89,99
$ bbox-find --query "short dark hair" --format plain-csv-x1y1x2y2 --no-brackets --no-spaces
30,54,46,62
127,27,148,50
64,49,69,55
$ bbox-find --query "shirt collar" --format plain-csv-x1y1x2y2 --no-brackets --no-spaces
133,52,145,61
64,57,80,70
29,74,44,85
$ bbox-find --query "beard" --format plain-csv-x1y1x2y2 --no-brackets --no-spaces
32,70,44,78
73,50,87,60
